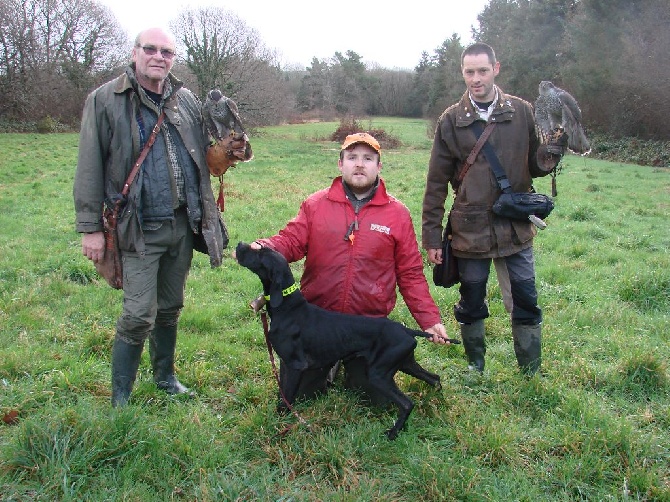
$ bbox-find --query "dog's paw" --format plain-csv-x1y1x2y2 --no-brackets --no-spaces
385,427,400,440
276,401,291,416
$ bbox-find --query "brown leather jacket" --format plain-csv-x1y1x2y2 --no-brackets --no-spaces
422,87,555,259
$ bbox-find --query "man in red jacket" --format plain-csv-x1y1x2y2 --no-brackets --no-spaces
254,133,451,404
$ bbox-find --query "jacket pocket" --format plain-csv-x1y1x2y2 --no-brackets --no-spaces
116,199,142,253
510,218,536,245
450,206,492,253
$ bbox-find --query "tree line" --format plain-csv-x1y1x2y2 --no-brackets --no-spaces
1,0,667,140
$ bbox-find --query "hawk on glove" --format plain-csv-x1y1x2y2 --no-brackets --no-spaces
202,89,253,177
535,81,590,155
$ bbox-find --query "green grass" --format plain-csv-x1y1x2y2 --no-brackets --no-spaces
1,121,669,501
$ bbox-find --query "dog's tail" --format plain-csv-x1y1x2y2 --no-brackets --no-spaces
408,329,432,339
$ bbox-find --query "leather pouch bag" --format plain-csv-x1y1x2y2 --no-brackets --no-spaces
432,215,460,288
95,206,123,289
492,192,554,221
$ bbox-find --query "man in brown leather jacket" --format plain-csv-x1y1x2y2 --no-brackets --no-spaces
422,42,563,375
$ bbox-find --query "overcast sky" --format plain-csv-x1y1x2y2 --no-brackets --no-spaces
98,0,490,70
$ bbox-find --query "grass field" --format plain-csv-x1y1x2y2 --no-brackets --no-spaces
0,118,669,501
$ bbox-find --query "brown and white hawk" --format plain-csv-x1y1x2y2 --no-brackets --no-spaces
535,81,590,155
201,89,253,212
201,89,253,177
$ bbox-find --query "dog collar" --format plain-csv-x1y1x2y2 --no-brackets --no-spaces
264,282,299,301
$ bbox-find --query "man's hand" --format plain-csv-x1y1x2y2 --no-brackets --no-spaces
82,232,105,263
427,248,442,265
425,323,450,344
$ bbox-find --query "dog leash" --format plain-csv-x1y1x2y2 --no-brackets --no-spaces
258,306,311,433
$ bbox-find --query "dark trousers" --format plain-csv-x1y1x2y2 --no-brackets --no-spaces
116,208,194,345
454,247,542,326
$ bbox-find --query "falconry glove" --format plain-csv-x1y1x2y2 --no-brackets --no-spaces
206,132,252,176
544,127,568,155
535,127,567,197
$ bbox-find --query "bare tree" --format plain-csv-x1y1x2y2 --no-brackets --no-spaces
0,0,127,123
171,6,290,125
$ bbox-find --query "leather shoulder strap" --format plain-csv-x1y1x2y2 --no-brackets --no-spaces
456,121,496,186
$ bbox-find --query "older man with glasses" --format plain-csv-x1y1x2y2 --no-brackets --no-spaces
74,27,228,406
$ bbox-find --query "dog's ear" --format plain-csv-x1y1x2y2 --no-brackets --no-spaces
260,247,296,308
271,252,295,286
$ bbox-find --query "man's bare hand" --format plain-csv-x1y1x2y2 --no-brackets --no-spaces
427,248,442,265
82,232,105,263
425,323,450,344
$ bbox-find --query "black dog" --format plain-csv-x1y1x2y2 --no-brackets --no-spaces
235,241,448,439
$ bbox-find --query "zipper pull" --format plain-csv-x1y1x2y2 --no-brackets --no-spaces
344,214,360,245
344,221,355,242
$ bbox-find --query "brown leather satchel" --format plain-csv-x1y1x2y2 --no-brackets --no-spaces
94,112,165,289
95,205,124,289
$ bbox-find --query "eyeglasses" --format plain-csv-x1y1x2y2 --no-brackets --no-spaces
137,45,176,60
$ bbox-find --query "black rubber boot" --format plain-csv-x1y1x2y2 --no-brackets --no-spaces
513,323,542,376
149,324,191,395
460,320,486,373
111,337,143,407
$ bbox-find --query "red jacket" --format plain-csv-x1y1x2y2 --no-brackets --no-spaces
259,176,441,330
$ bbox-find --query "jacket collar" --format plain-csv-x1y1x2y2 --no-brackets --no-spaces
342,176,379,209
454,86,516,128
328,175,390,205
114,64,183,104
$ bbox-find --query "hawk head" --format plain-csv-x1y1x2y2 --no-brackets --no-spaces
538,81,555,96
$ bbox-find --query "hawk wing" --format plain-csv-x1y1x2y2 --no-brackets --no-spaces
557,87,583,123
